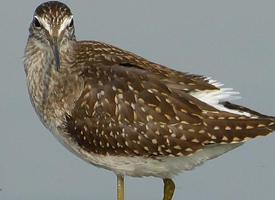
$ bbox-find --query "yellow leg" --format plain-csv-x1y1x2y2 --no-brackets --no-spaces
163,178,175,200
117,175,125,200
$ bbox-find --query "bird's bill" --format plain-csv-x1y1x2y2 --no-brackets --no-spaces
51,37,61,71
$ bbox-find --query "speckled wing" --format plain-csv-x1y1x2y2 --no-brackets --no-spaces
74,41,219,93
65,46,275,158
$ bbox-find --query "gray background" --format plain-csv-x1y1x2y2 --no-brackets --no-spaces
1,0,275,199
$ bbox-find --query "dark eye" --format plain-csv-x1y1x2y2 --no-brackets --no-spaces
68,19,74,28
33,17,42,28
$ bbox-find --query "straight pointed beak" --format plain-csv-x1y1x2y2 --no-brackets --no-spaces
51,37,61,71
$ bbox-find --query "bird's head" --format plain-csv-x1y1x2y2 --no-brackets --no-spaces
29,1,75,71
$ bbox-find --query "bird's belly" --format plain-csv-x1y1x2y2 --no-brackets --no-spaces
48,123,242,178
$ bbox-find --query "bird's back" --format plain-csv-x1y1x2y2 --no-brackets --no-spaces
62,40,275,157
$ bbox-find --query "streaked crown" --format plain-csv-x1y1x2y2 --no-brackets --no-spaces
35,1,72,18
34,1,72,31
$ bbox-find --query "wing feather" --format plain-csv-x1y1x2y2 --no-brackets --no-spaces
63,42,275,158
64,61,275,158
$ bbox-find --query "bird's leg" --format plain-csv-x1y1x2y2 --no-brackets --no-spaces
163,178,175,200
117,175,125,200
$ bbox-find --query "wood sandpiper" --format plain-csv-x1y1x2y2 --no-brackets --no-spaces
24,1,275,200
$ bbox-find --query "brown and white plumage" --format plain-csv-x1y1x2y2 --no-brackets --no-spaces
65,40,274,154
24,1,275,200
63,40,275,177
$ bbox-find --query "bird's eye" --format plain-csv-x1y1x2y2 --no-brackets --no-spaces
33,17,42,28
68,18,74,28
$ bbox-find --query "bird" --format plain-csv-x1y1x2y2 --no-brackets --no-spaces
24,1,275,200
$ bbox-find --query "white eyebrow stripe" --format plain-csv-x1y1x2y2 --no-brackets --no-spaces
34,16,52,35
58,15,73,35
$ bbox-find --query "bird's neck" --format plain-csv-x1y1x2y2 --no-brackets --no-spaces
24,38,82,127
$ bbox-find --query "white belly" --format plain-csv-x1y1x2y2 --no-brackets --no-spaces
49,123,242,178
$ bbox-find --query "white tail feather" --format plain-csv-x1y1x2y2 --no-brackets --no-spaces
190,78,253,117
